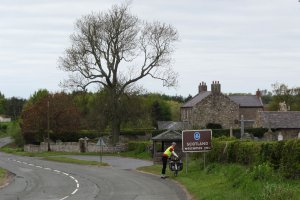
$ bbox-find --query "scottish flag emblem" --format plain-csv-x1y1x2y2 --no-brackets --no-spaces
194,132,200,140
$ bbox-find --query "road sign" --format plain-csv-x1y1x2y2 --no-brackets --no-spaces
182,130,212,152
96,138,106,146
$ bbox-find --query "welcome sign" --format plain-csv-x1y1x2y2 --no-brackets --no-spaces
182,130,212,152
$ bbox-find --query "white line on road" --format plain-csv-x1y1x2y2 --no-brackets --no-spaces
71,189,78,195
60,195,69,200
8,158,80,200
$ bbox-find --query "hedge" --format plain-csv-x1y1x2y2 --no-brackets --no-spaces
206,139,300,179
127,141,151,153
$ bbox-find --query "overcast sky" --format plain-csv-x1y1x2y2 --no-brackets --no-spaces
1,0,300,99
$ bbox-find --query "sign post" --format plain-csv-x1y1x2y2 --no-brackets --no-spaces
182,130,212,174
96,137,106,164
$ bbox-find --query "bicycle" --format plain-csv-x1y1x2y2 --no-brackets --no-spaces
168,156,183,176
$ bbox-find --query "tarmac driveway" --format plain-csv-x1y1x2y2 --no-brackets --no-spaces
60,155,153,170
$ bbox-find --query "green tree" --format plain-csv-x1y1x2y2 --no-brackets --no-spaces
269,83,296,111
5,97,26,120
0,92,6,114
151,100,171,128
21,93,81,144
59,3,178,144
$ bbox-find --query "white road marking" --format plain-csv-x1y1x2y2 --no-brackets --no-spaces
60,196,69,200
71,189,78,195
8,158,80,199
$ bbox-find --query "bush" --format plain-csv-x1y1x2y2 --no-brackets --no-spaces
207,139,300,179
206,123,222,129
280,139,300,179
8,122,24,147
127,141,151,153
250,163,274,181
0,124,7,131
260,183,296,200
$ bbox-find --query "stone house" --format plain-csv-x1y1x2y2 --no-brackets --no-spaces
255,111,300,140
180,81,264,129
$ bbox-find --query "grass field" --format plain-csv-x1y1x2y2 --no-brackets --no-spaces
138,160,300,200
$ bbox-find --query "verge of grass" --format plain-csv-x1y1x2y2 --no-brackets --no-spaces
43,156,109,166
137,160,300,200
0,168,8,186
0,144,109,166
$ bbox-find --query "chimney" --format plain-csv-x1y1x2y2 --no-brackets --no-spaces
211,81,221,94
198,81,207,93
256,89,261,98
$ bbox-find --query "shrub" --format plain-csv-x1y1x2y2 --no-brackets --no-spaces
8,122,24,147
0,124,7,131
260,183,296,200
127,141,151,153
206,123,222,129
280,139,300,179
250,163,273,181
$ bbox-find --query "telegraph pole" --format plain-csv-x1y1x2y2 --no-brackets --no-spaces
47,98,51,151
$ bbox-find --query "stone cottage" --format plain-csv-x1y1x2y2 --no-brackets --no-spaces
180,81,264,129
255,111,300,140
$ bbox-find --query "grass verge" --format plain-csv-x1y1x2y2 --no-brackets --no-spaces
43,157,109,166
137,161,300,200
0,144,109,166
0,168,7,187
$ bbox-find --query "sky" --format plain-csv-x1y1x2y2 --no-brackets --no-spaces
1,0,300,99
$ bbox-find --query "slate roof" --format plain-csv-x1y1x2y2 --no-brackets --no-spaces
258,111,300,129
181,92,263,108
229,95,263,107
152,130,182,141
157,121,189,130
181,91,211,108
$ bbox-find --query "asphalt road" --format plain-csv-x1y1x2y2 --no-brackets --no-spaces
0,151,188,200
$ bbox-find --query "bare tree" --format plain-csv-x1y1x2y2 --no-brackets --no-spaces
59,3,179,144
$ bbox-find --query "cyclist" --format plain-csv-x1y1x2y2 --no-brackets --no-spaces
161,142,178,178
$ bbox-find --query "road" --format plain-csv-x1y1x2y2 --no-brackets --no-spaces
0,146,188,200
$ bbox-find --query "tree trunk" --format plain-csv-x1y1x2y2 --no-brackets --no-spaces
110,90,121,145
111,116,121,146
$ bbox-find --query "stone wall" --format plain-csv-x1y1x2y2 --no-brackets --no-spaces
180,107,193,122
192,93,239,129
24,141,127,153
239,107,263,123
